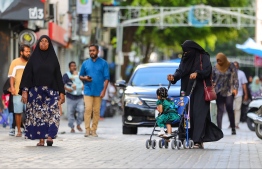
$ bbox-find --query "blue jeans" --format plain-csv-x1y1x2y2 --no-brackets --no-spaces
100,99,107,117
0,109,9,126
9,112,13,129
66,97,84,128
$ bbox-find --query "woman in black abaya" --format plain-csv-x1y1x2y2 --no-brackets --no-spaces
167,40,223,148
19,35,65,146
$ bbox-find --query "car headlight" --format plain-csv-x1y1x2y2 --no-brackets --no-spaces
125,96,143,105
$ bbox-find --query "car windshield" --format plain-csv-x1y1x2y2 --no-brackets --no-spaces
130,67,181,86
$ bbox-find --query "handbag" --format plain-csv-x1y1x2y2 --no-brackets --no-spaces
200,55,217,101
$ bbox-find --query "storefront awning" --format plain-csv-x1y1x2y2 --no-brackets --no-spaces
0,0,45,20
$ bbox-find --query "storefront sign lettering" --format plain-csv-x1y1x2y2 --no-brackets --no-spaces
28,7,44,19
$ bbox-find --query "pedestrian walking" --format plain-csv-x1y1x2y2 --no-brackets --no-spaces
233,61,248,128
19,35,65,146
79,44,110,137
3,78,14,134
167,40,223,149
100,80,116,120
249,76,261,98
1,89,13,128
63,61,84,133
8,44,30,137
212,52,238,135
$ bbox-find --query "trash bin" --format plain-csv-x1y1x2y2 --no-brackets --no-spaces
210,100,217,126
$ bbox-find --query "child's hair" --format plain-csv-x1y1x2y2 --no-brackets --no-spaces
156,87,168,98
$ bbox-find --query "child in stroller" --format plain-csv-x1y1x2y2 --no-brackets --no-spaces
146,81,196,149
156,87,180,137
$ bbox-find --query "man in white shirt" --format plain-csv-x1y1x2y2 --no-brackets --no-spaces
233,62,248,128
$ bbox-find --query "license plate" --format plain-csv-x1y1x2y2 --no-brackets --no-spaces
155,109,159,118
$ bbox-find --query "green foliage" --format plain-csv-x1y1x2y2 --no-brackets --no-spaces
119,0,252,62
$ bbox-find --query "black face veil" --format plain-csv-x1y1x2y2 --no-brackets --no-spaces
180,40,206,75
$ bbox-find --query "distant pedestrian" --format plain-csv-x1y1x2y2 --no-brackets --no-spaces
233,61,248,129
100,81,116,120
2,78,14,133
63,61,84,133
212,53,238,135
19,35,65,146
8,44,30,137
250,76,261,98
1,89,13,128
79,44,110,137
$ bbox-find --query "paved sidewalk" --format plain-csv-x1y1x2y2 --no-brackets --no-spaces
0,115,261,168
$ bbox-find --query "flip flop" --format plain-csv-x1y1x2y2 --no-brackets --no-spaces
16,132,22,137
36,143,45,146
193,143,204,149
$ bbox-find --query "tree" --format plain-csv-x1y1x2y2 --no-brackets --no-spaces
116,0,252,80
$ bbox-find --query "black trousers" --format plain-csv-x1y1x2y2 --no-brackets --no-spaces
216,92,235,129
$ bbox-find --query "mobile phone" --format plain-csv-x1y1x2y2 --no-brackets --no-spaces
87,76,92,79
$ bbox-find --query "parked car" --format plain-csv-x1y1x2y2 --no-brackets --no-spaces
116,62,181,134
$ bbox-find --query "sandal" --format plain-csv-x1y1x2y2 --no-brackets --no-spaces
193,143,204,149
46,137,53,146
37,139,45,146
16,132,22,137
36,142,45,146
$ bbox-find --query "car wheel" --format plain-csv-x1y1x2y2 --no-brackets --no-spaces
122,126,138,134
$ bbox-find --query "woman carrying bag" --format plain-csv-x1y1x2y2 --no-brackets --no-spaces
167,40,223,149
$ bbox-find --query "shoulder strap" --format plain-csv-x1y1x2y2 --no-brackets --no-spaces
200,54,212,87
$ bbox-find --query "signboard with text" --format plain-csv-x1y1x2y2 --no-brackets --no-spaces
0,0,44,20
254,55,262,67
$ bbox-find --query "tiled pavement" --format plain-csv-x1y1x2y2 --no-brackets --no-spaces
0,115,261,168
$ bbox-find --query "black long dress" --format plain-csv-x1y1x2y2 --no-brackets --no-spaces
172,40,223,143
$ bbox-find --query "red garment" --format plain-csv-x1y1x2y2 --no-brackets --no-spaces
2,93,10,108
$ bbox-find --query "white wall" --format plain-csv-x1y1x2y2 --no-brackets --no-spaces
49,0,69,30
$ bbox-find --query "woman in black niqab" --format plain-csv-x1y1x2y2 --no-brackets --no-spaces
19,35,65,146
167,40,223,148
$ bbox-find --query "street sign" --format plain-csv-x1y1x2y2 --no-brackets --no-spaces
254,55,262,67
103,12,118,27
18,30,37,47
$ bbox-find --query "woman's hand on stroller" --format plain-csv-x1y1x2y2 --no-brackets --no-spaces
167,74,174,81
189,72,197,79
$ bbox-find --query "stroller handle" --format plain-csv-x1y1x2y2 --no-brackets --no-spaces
189,80,197,96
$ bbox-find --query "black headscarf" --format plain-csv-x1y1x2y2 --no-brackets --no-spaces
19,35,65,94
180,40,207,76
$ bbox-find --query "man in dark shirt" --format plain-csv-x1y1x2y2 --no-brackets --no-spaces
63,61,84,133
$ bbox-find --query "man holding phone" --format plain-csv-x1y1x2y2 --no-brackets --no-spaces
79,44,110,137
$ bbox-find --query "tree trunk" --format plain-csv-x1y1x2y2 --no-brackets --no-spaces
142,41,155,63
120,27,137,81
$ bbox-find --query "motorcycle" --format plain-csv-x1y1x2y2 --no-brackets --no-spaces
246,97,262,131
247,100,262,139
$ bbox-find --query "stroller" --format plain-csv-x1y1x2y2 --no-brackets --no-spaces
145,81,196,149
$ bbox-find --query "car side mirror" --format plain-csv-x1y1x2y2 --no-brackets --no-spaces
115,80,127,88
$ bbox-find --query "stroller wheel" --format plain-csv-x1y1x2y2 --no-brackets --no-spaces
164,140,169,149
189,140,194,149
183,140,190,149
151,140,156,149
146,139,151,149
171,139,176,149
176,140,182,150
158,139,164,148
